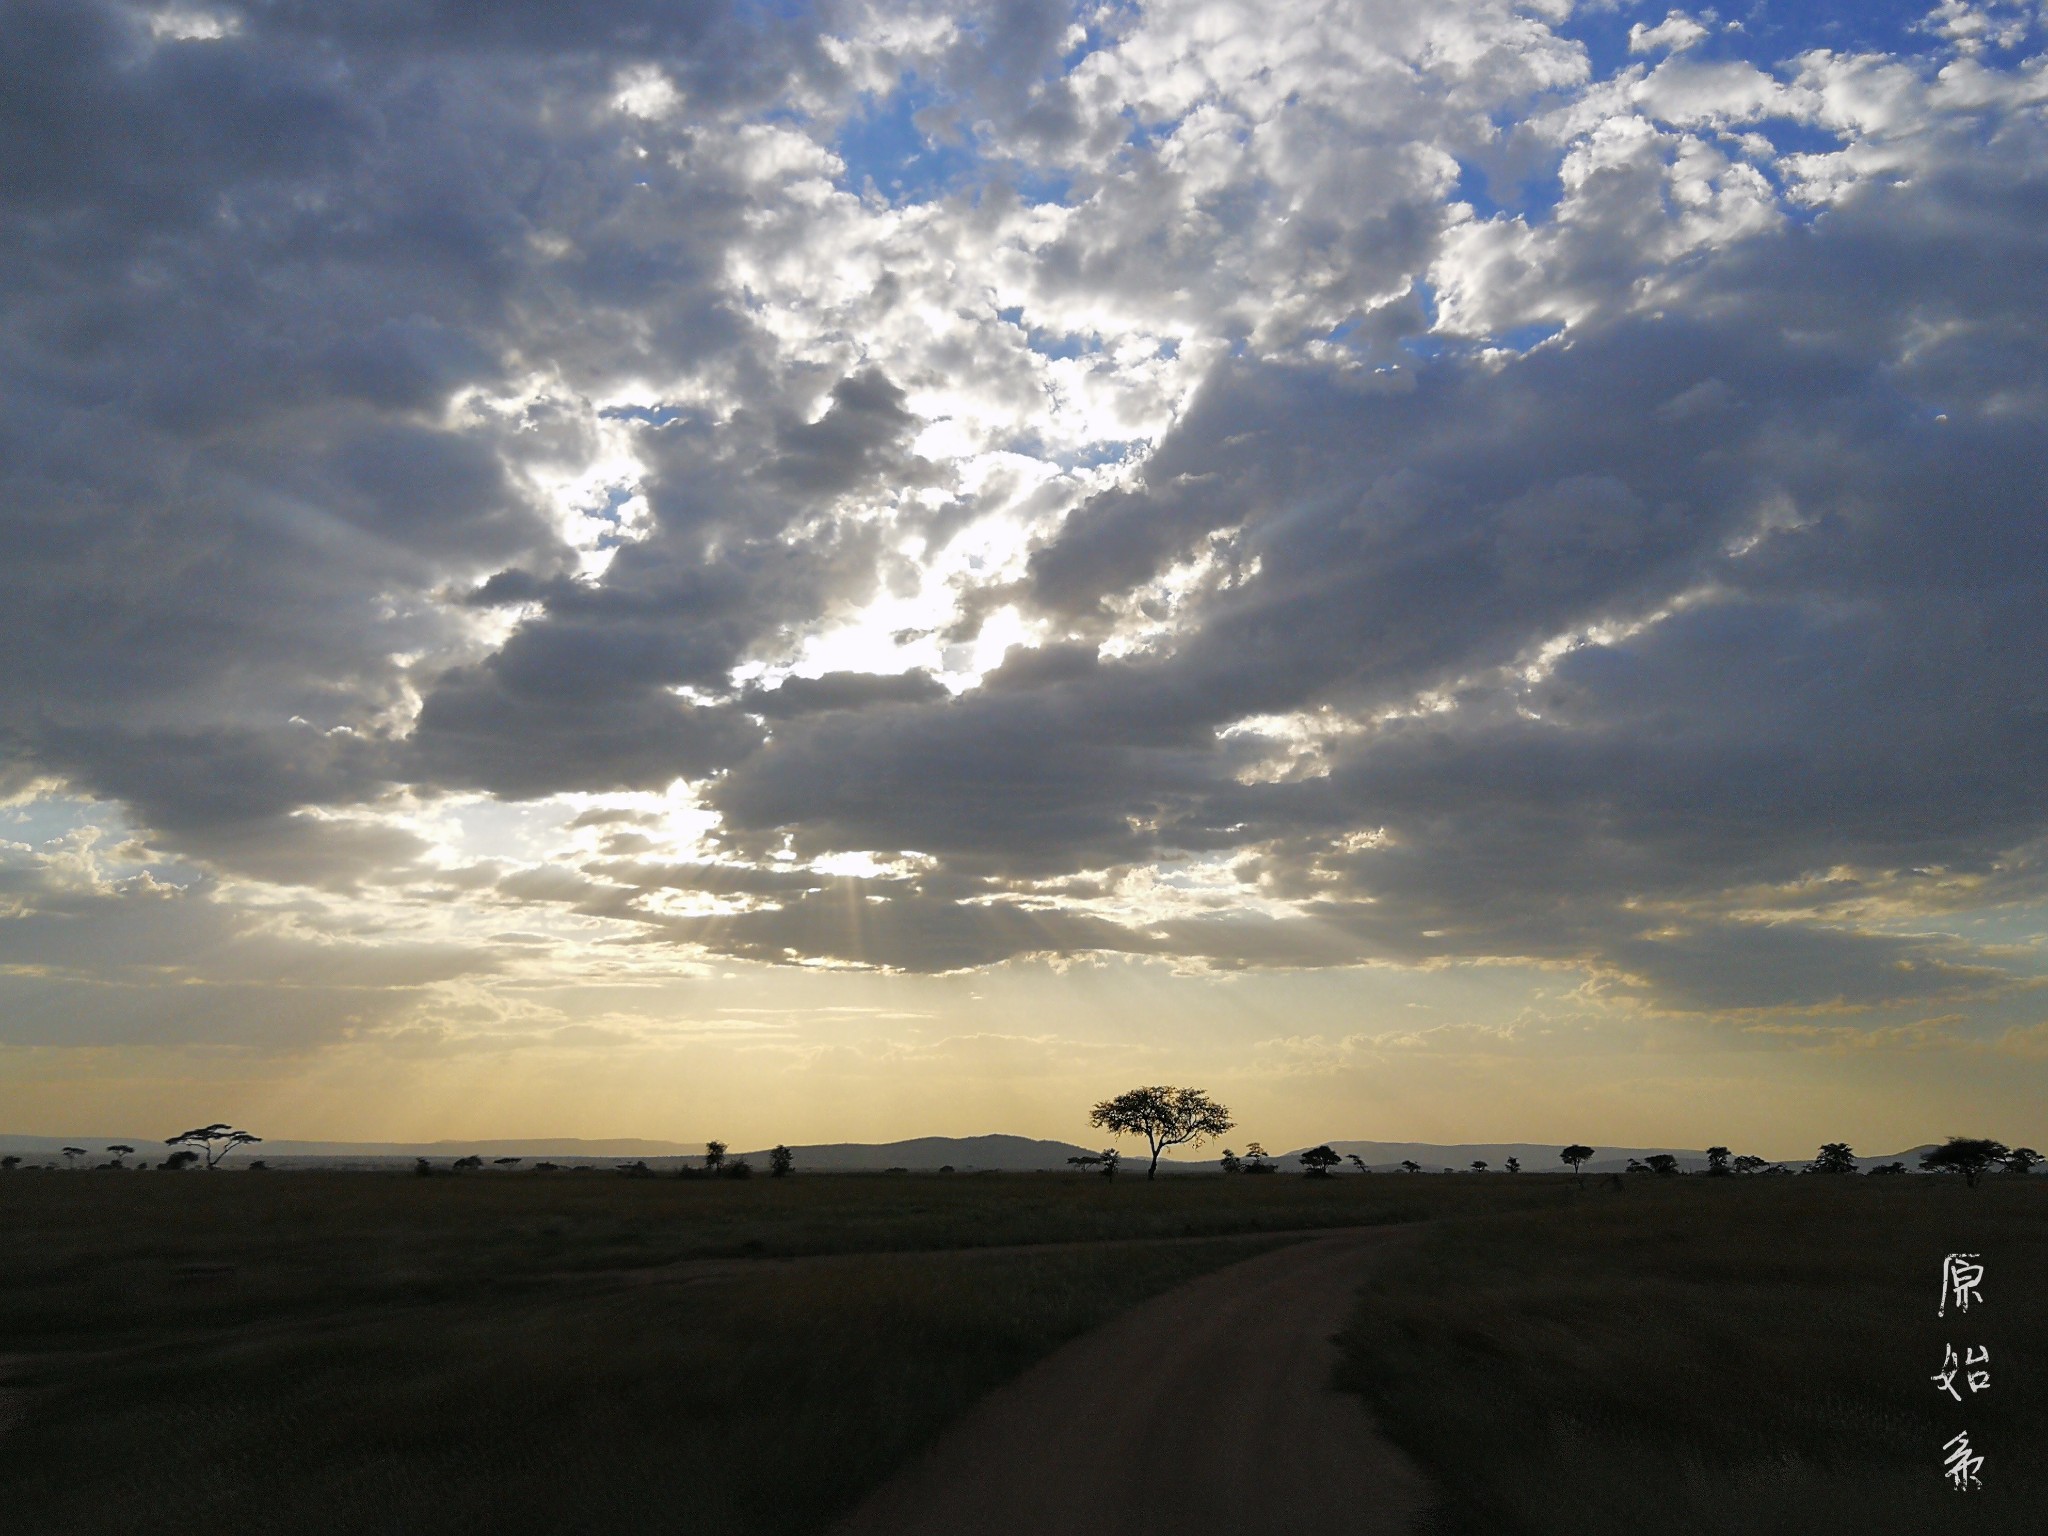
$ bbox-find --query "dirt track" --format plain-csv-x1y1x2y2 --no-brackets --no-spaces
829,1227,1429,1536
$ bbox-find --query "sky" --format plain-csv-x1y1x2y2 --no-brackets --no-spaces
3,0,2047,1156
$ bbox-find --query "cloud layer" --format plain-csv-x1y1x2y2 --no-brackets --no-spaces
5,0,2048,1067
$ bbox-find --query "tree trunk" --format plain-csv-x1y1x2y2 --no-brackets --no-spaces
1147,1146,1161,1179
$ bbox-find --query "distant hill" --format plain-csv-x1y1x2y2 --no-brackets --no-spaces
0,1131,1973,1173
739,1135,1098,1172
0,1131,1100,1172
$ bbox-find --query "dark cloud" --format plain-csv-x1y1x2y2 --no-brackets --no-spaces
5,0,2045,1016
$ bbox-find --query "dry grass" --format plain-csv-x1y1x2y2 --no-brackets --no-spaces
0,1168,1555,1533
1336,1174,2048,1535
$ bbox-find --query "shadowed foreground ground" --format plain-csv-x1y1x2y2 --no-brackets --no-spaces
833,1227,1427,1536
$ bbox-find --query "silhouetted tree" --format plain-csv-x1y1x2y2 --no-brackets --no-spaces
1645,1154,1679,1178
1219,1148,1243,1174
1560,1145,1595,1182
1470,1160,1489,1173
1089,1086,1235,1180
1732,1154,1769,1175
167,1124,262,1171
616,1160,653,1178
725,1157,753,1179
450,1155,483,1172
494,1157,522,1167
534,1161,560,1172
1300,1145,1341,1177
1350,1154,1370,1173
1704,1146,1731,1177
1504,1157,1520,1174
770,1145,794,1178
161,1149,201,1171
0,1155,19,1172
414,1157,434,1177
1400,1159,1422,1175
1920,1138,2009,1187
1808,1143,1858,1175
1241,1142,1276,1175
1867,1161,1907,1176
61,1146,86,1169
106,1144,135,1169
2002,1146,2041,1176
704,1141,727,1176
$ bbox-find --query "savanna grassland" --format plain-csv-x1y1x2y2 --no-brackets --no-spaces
0,1168,1529,1534
3,1168,2040,1535
1337,1173,2048,1535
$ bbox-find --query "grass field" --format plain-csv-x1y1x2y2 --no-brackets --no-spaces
0,1169,1543,1534
9,1169,2030,1534
1335,1174,2048,1535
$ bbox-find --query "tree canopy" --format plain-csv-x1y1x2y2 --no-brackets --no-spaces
1300,1145,1342,1176
1088,1086,1234,1180
166,1124,262,1170
1808,1143,1858,1175
1920,1137,2009,1187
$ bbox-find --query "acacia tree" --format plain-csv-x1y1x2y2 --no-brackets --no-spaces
704,1141,727,1176
1560,1145,1595,1182
166,1124,262,1171
2003,1146,2042,1176
1470,1160,1489,1173
1089,1086,1234,1180
1504,1157,1521,1174
1300,1145,1342,1177
1732,1154,1769,1175
1808,1143,1858,1175
1920,1138,2009,1188
1399,1159,1422,1174
61,1146,87,1169
1705,1146,1732,1177
107,1144,136,1169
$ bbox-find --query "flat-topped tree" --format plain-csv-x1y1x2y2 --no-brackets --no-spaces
166,1124,262,1170
1089,1086,1234,1180
1560,1145,1595,1182
1920,1138,2009,1187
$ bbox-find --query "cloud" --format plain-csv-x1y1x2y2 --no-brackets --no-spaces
4,0,2046,1026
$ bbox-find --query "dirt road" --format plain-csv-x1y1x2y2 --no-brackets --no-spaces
829,1227,1429,1536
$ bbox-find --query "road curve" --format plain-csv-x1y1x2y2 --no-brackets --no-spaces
829,1227,1429,1536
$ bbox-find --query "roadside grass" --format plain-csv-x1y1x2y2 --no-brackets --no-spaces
0,1169,1560,1350
1335,1175,2048,1535
1,1239,1282,1535
0,1169,1556,1532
